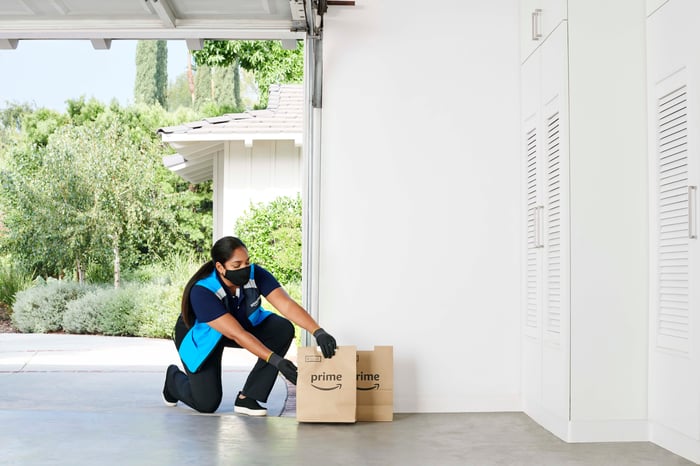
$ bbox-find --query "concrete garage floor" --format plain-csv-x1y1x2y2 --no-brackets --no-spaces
0,334,694,466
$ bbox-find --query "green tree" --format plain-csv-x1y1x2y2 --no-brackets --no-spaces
212,65,235,108
1,122,167,285
134,40,168,107
193,64,213,109
235,195,302,284
233,59,242,109
0,103,213,283
0,102,33,132
193,40,304,108
65,96,106,125
167,73,194,110
20,108,68,147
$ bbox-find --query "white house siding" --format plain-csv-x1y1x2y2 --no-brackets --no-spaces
319,1,522,413
215,140,302,239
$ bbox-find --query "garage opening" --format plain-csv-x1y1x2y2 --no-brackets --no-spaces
0,0,325,343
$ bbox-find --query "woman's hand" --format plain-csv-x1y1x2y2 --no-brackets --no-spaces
269,353,297,384
313,328,337,358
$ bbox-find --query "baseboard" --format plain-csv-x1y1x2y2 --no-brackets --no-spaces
394,393,521,413
525,403,649,443
568,419,649,443
650,421,700,464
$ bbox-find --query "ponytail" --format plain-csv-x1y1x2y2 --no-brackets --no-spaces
180,262,215,328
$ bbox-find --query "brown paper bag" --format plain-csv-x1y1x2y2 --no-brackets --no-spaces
356,346,394,421
297,345,357,423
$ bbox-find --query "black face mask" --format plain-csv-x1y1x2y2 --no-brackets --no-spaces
224,265,250,286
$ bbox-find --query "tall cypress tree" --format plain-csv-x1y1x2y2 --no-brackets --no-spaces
155,40,168,107
193,64,213,109
212,65,235,108
233,59,242,109
134,40,168,107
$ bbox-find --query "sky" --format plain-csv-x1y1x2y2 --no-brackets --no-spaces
0,40,190,112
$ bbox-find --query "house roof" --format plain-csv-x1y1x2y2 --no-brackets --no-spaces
159,83,303,184
157,83,303,142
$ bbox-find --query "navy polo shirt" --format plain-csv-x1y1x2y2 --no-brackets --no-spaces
189,265,281,324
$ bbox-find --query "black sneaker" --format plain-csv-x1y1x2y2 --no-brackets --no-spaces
162,365,179,407
234,392,267,416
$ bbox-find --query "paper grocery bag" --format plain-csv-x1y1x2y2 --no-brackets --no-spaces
297,345,357,423
356,346,394,421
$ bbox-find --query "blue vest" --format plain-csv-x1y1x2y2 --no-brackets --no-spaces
178,266,273,372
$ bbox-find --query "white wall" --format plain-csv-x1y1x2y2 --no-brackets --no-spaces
319,0,522,412
214,140,302,239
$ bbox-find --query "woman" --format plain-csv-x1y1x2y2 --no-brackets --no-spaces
162,236,337,415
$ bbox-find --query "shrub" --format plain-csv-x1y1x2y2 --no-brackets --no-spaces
0,256,33,308
62,287,113,334
62,283,181,339
235,195,302,284
99,286,144,336
12,279,93,332
132,283,181,339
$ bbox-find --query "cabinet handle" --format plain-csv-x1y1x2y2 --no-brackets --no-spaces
690,186,697,239
533,206,539,247
534,205,544,248
531,9,543,41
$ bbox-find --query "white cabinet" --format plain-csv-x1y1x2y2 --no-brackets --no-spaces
521,0,648,444
648,0,700,461
520,0,566,63
521,21,570,435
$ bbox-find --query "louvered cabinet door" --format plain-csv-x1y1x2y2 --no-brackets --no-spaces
521,47,544,408
648,0,700,441
650,66,700,440
655,81,692,355
525,124,542,341
539,22,570,420
540,23,569,350
522,50,543,342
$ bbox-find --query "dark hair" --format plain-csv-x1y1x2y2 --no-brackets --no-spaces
180,236,247,328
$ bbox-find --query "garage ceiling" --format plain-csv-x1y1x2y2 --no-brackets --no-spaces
0,0,308,49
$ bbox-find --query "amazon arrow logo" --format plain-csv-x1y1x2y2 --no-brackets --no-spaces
357,383,380,391
311,383,343,391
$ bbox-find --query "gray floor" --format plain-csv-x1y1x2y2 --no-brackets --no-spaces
0,334,695,466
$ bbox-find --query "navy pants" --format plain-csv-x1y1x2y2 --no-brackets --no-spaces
166,314,294,413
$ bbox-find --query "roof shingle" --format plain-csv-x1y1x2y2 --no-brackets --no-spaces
157,84,302,138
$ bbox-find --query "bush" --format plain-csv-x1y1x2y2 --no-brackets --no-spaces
10,253,211,338
235,195,302,284
132,284,181,339
98,286,142,336
12,279,93,332
62,283,181,338
0,256,33,308
62,287,112,334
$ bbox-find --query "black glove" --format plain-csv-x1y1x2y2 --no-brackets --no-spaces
313,328,337,358
268,353,297,385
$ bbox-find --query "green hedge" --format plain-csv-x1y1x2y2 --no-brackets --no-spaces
62,284,181,338
13,280,181,338
12,279,94,333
